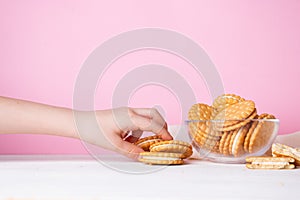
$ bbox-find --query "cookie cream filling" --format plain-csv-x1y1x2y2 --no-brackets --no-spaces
251,161,290,165
231,127,244,155
141,156,180,161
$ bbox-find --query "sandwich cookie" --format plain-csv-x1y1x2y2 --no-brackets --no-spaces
188,103,212,121
138,152,184,165
134,135,163,151
272,143,300,166
188,103,220,152
213,100,256,132
212,94,245,119
248,114,276,153
149,140,193,159
243,115,259,152
230,123,251,157
246,156,295,169
188,103,212,136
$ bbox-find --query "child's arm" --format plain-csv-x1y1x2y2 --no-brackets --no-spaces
0,96,172,159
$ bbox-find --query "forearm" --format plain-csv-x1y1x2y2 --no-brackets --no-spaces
0,96,78,139
0,96,172,159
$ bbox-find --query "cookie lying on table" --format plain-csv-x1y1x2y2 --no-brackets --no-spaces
135,136,193,165
272,143,300,166
139,152,185,165
246,156,295,169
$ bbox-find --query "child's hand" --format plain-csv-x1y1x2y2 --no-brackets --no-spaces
0,97,172,159
79,107,173,160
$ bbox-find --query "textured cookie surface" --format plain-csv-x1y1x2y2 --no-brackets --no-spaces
214,100,255,121
188,103,212,121
149,140,193,159
214,105,256,132
246,163,295,169
134,135,163,151
216,109,257,132
272,143,300,166
246,156,295,169
139,152,184,165
212,94,245,118
187,94,278,159
249,114,276,153
243,115,259,152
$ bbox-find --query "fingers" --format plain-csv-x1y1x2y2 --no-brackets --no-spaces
130,108,173,140
114,137,144,160
132,108,166,128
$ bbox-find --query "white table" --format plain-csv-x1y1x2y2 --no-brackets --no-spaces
1,130,300,200
0,154,299,200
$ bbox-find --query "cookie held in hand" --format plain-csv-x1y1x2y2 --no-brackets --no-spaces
136,137,193,165
149,140,193,159
134,135,163,151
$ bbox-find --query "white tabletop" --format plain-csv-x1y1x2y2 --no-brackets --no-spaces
0,154,299,200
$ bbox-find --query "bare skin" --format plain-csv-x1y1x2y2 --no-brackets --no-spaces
0,96,173,159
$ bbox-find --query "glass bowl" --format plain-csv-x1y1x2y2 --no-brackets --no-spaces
185,118,280,163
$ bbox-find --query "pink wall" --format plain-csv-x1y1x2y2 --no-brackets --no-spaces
0,0,299,154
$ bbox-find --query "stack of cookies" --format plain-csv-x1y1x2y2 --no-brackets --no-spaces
245,143,300,169
188,94,277,158
272,143,300,166
135,135,193,165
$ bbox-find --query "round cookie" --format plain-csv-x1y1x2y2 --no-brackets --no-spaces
243,115,259,152
214,108,257,132
200,141,220,153
229,129,239,155
248,114,276,153
212,94,245,118
244,114,272,153
194,131,221,145
232,123,251,157
219,109,257,131
192,126,222,140
188,103,212,136
193,127,220,144
214,100,255,123
219,131,229,154
134,135,163,151
188,121,209,137
194,134,219,149
223,132,233,156
188,122,210,146
188,103,212,121
138,152,184,165
149,140,193,159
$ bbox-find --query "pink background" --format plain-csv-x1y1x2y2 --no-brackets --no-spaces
0,0,300,154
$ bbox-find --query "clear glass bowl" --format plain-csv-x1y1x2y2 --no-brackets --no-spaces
185,119,280,163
